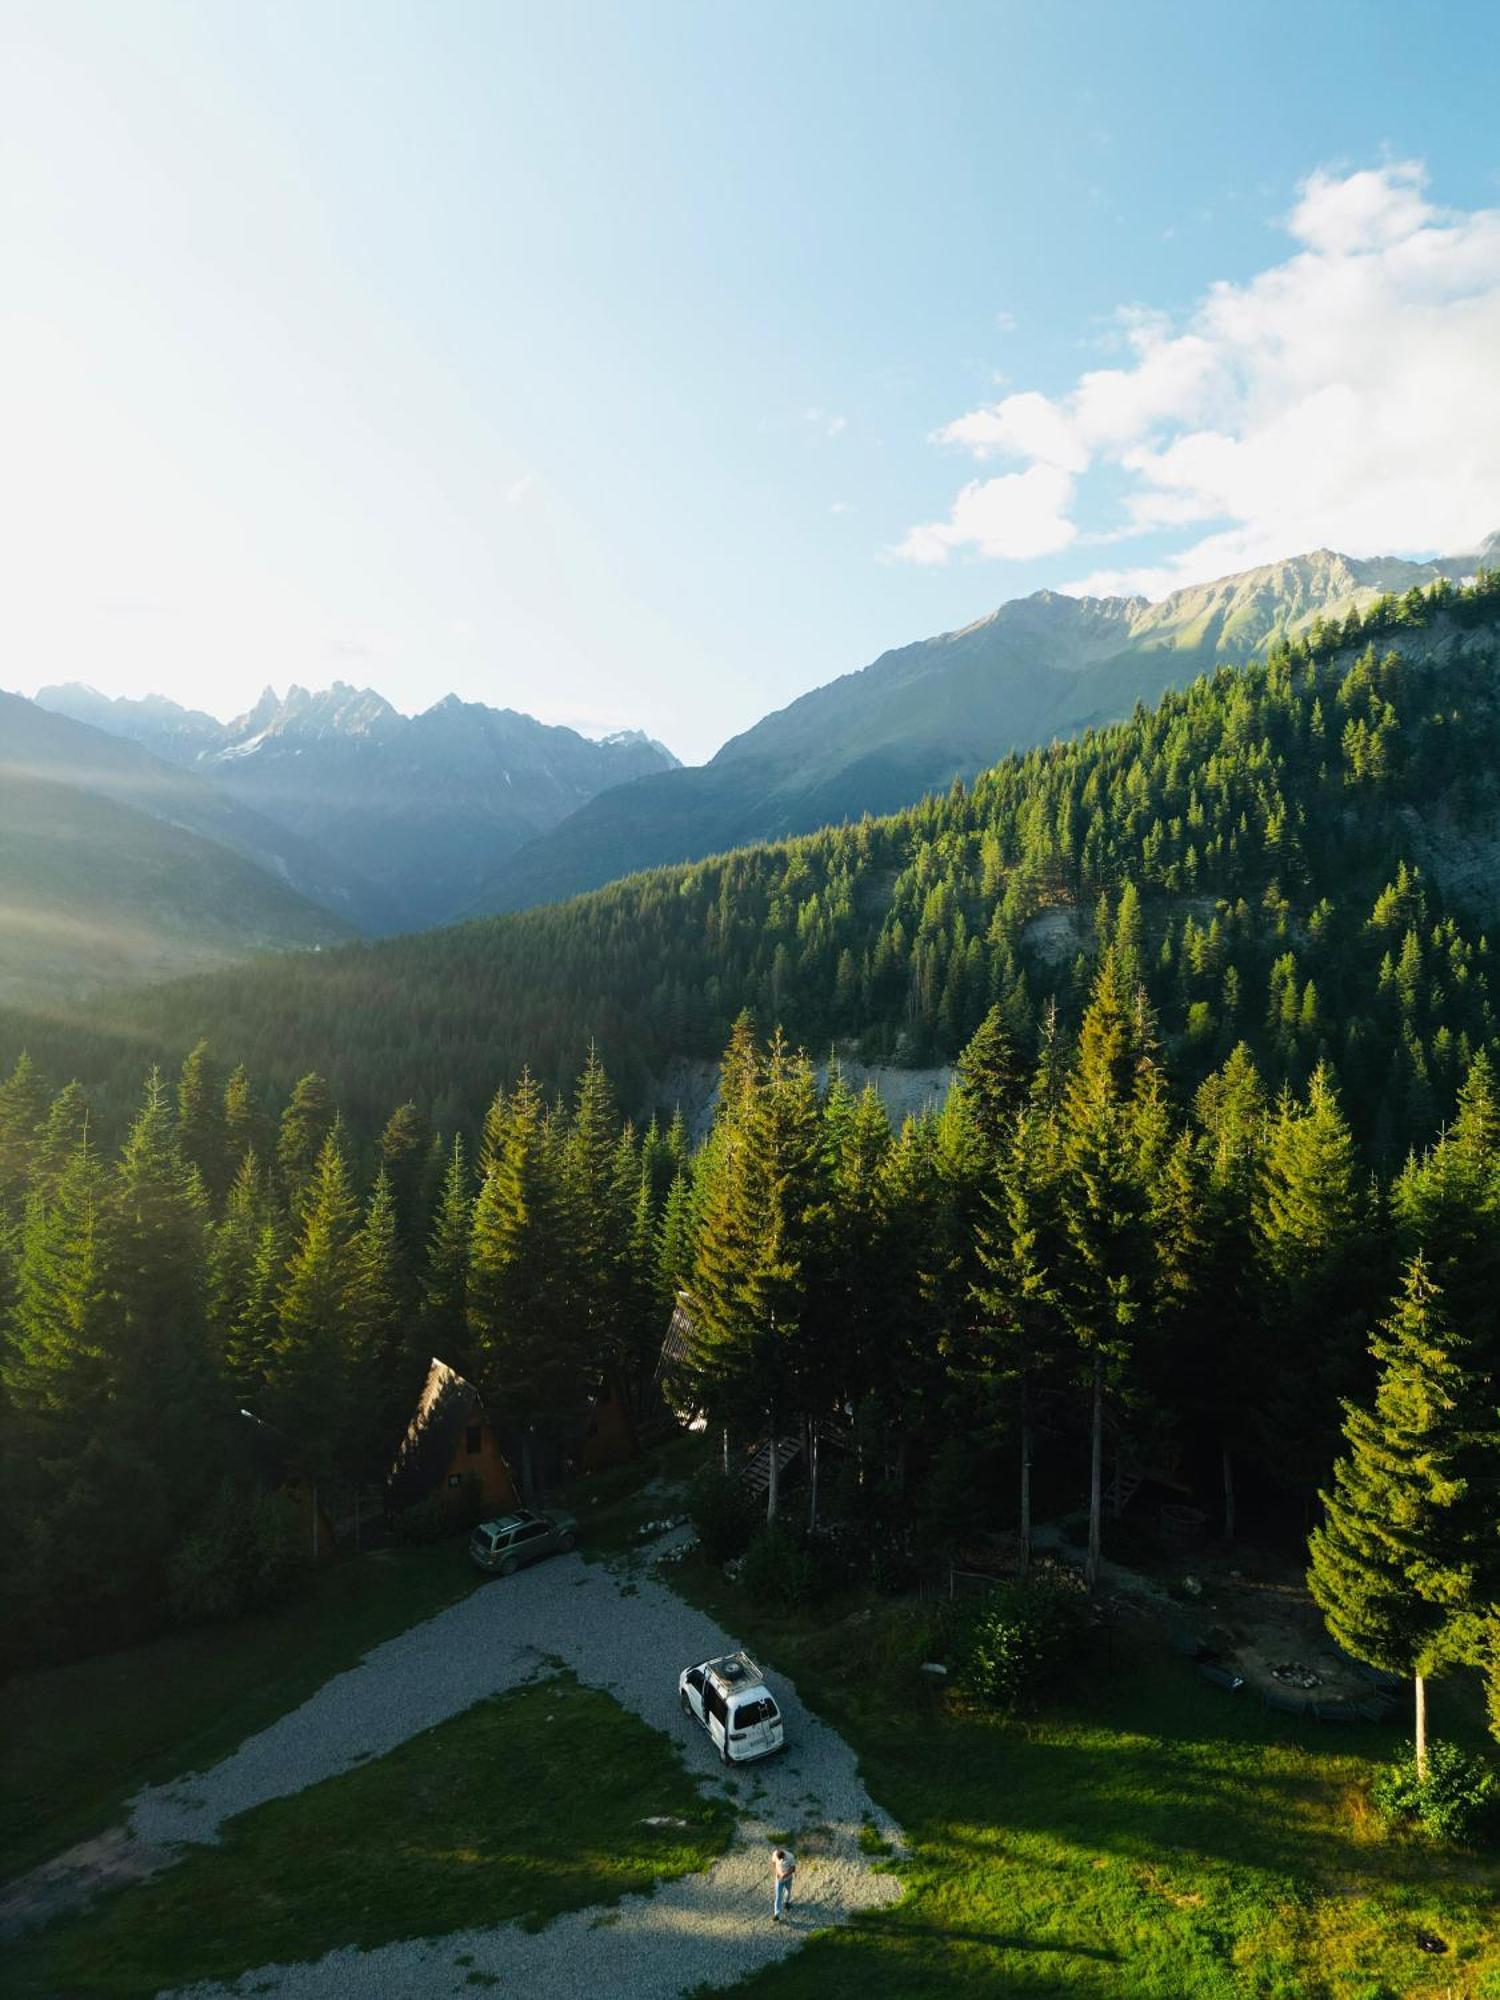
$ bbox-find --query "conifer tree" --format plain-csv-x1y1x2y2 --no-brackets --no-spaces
177,1041,227,1202
955,1005,1022,1160
1058,950,1155,1588
0,1053,49,1220
222,1064,268,1180
562,1046,625,1382
419,1133,473,1376
267,1127,360,1520
378,1102,436,1260
1255,1064,1373,1484
467,1069,576,1494
971,1101,1064,1571
276,1073,336,1210
346,1169,409,1500
1308,1257,1494,1776
31,1082,91,1199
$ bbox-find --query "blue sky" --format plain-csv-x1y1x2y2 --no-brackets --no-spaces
3,1,1498,762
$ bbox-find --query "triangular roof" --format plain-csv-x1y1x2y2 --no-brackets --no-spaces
386,1356,486,1510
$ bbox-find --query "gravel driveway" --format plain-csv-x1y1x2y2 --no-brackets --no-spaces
8,1535,904,1996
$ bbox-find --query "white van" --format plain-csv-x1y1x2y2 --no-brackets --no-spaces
678,1650,785,1763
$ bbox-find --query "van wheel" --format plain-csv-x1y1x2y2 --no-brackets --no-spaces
558,1532,576,1553
719,1738,730,1765
499,1556,518,1577
680,1689,692,1715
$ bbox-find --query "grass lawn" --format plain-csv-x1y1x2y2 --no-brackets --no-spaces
672,1556,1500,2000
0,1539,480,1883
6,1674,735,1998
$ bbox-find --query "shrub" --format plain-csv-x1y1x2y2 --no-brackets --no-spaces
738,1525,821,1610
688,1467,754,1564
167,1483,306,1625
955,1574,1088,1712
1371,1740,1500,1845
390,1477,485,1546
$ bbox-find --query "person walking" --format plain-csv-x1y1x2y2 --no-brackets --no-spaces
771,1845,796,1922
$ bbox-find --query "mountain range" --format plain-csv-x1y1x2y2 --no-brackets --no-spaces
36,682,679,934
9,532,1497,1003
471,536,1500,912
0,692,354,1002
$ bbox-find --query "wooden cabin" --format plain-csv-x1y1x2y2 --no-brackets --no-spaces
387,1357,520,1520
576,1375,639,1474
654,1291,703,1426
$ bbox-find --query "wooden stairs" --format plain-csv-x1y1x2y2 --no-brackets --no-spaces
741,1434,802,1498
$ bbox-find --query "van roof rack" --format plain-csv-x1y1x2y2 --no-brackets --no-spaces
703,1650,765,1690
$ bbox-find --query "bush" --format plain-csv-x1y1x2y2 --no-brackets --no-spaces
955,1573,1089,1712
167,1483,306,1625
738,1525,822,1610
688,1467,753,1564
390,1476,485,1546
1371,1740,1500,1845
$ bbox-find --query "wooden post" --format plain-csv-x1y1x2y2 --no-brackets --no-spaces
1414,1673,1429,1784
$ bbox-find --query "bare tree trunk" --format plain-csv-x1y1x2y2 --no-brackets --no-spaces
766,1408,779,1526
1086,1353,1104,1591
807,1419,820,1533
721,1426,730,1477
1221,1441,1236,1544
1019,1372,1032,1579
1415,1672,1428,1783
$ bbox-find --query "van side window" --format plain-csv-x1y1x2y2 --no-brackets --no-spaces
704,1684,728,1726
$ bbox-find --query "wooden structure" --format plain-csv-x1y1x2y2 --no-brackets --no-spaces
577,1376,639,1474
387,1357,520,1518
654,1292,702,1425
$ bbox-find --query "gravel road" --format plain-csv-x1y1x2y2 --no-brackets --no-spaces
9,1534,904,1995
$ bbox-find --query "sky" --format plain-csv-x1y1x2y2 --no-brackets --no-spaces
2,2,1499,764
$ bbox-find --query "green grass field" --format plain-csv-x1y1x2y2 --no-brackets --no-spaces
5,1674,734,1998
0,1540,480,1883
8,1438,1499,1999
672,1557,1500,2000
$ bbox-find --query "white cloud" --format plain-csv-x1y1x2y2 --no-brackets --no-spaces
897,160,1500,587
803,406,848,438
505,473,535,506
893,464,1077,564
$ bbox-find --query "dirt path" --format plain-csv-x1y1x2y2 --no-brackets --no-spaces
2,1535,903,1996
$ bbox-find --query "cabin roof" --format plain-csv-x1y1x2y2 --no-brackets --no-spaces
387,1356,487,1511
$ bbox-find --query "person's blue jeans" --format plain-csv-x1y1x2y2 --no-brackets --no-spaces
774,1873,792,1918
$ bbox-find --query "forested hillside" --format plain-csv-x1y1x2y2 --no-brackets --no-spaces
10,571,1499,1165
0,775,353,1004
478,539,1499,911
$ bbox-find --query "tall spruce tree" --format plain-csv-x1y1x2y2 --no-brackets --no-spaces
1308,1257,1494,1776
276,1073,337,1212
467,1069,576,1495
177,1041,226,1202
267,1126,360,1531
1058,949,1155,1589
420,1133,473,1376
